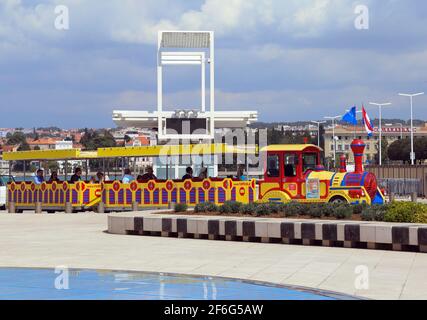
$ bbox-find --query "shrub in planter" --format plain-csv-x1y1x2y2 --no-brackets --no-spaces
413,207,427,224
255,203,271,216
240,203,258,216
352,203,367,215
267,202,281,214
219,201,242,214
320,203,336,217
361,205,386,221
194,202,218,213
384,202,415,223
306,204,323,218
282,202,305,217
205,202,219,212
174,203,188,213
384,202,427,223
333,205,353,220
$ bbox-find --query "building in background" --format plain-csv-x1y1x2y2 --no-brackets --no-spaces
324,123,427,165
26,138,61,150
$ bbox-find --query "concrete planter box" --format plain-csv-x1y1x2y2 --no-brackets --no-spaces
108,212,427,253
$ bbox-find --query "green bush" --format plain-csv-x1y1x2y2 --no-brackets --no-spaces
333,205,353,220
319,203,337,217
352,203,367,215
306,204,323,218
384,202,427,223
174,203,188,213
240,203,258,215
361,205,387,221
413,205,427,223
219,201,243,214
255,204,271,216
267,202,282,214
282,202,305,217
194,202,218,213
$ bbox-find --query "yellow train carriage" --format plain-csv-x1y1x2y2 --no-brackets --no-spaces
101,178,256,211
3,144,257,212
7,181,101,212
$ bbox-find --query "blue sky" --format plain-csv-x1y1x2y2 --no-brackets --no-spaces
0,0,426,128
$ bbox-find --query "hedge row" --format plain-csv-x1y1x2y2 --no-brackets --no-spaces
362,202,427,223
174,201,427,223
192,201,356,220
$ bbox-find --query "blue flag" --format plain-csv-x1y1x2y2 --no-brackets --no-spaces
342,106,357,125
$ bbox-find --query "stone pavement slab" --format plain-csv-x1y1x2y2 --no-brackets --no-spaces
0,212,426,300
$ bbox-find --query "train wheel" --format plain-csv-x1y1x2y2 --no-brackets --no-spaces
329,196,348,204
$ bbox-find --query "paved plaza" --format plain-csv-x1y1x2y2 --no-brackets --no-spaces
0,211,427,300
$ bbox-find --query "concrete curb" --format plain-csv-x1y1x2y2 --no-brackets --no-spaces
108,211,427,253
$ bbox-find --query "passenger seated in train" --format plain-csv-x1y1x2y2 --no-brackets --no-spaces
34,169,44,185
95,171,104,182
70,168,82,183
182,167,193,180
122,168,135,183
89,172,103,184
236,164,247,181
140,166,157,181
198,167,208,179
48,171,60,183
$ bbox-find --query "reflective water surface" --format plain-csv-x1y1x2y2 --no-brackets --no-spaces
0,268,350,300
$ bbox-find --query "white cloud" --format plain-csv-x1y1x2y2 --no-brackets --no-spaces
1,0,427,127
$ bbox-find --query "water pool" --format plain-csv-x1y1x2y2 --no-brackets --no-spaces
0,268,350,300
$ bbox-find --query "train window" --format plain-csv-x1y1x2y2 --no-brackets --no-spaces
284,154,297,177
267,155,280,177
303,153,317,172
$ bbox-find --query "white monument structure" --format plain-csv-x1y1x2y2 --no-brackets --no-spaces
112,31,258,178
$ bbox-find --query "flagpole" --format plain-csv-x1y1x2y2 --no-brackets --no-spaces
369,102,392,166
344,106,361,139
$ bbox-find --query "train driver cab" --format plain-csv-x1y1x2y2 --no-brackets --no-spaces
260,144,322,201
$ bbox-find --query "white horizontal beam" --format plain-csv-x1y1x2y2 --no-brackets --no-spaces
161,52,204,66
161,61,202,65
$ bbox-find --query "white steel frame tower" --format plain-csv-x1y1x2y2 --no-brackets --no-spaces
157,31,215,140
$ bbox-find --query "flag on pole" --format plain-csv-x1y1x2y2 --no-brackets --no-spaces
362,105,374,136
342,106,357,125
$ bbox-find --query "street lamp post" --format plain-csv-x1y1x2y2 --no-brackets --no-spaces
399,92,425,165
324,115,341,168
311,121,326,147
369,102,392,166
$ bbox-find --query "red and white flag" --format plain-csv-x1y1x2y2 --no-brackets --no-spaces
362,105,374,136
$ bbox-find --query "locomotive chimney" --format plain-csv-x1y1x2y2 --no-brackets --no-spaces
339,155,347,173
351,139,366,174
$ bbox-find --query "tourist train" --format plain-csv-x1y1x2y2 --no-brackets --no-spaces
3,139,385,213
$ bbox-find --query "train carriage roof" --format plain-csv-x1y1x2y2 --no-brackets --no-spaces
260,144,323,152
2,143,257,161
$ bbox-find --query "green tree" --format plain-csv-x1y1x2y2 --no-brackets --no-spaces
388,137,427,163
6,131,26,145
374,139,389,164
81,129,117,150
80,129,117,170
47,161,59,172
